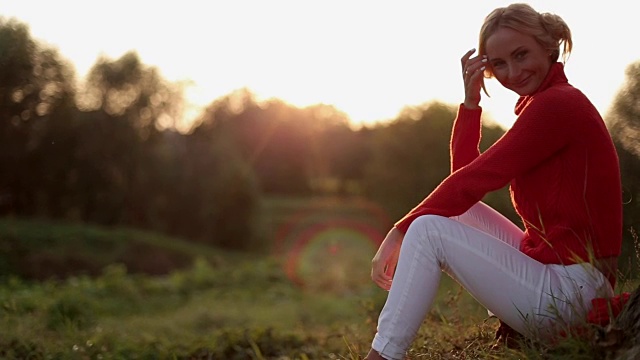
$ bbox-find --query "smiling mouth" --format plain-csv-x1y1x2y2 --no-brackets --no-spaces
512,75,532,88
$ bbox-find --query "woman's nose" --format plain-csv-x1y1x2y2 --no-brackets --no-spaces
508,63,522,79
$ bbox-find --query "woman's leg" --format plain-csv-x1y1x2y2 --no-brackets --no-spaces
450,201,523,249
370,214,609,360
451,202,523,323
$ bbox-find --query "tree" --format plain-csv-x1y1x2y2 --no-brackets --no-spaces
178,91,265,248
195,90,314,195
605,60,640,272
363,102,455,220
362,101,513,223
72,52,184,225
176,129,260,249
78,51,183,134
304,104,370,195
0,17,76,216
608,61,640,159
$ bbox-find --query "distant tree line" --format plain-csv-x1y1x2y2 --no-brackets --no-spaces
1,18,639,261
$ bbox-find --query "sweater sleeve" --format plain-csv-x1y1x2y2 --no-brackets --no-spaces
450,104,483,173
395,89,577,233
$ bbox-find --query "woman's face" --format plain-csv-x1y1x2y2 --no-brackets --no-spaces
485,26,553,96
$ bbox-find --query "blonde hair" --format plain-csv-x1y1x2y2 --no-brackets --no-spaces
479,3,573,81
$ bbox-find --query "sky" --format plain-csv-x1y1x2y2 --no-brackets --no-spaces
1,0,638,130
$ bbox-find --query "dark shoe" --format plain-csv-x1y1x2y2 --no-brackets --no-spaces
492,320,523,350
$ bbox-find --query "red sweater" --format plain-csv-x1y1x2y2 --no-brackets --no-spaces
395,63,622,268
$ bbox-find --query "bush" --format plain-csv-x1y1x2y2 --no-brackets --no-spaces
0,219,221,280
46,293,95,330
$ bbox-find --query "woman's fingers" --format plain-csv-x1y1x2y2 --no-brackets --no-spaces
461,48,488,109
374,272,392,290
372,261,389,279
371,227,403,291
462,54,487,79
372,257,398,291
460,48,476,73
371,259,393,290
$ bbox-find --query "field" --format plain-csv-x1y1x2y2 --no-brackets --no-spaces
0,198,629,359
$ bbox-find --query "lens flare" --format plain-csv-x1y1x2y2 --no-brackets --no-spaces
274,199,390,293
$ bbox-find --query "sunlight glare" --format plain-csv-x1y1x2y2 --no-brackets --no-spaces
1,0,638,130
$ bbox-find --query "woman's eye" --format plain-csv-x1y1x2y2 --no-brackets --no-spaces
492,61,505,68
515,51,527,60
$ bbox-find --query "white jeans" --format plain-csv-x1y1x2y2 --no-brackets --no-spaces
372,202,613,360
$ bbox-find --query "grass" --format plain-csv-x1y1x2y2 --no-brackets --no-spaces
1,200,636,359
0,257,500,359
0,217,246,280
0,215,498,359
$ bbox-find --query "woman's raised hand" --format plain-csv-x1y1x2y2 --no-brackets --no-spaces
460,48,487,109
371,227,404,291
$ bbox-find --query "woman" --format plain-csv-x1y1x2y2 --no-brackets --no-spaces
365,3,622,360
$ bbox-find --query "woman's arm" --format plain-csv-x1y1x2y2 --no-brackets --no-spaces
450,49,488,172
450,105,483,172
395,88,578,233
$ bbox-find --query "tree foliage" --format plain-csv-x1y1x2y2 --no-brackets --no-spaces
606,60,640,269
193,89,359,196
78,51,182,133
363,103,452,219
362,102,513,223
0,19,260,251
0,17,76,216
608,62,640,158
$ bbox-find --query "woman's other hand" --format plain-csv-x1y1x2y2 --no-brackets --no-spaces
371,227,404,291
461,48,487,109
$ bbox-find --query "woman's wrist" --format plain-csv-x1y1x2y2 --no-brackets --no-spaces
463,100,480,110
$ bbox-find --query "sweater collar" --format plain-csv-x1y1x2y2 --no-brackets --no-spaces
514,62,568,115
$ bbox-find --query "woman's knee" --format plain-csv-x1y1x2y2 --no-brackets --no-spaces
404,215,453,244
405,215,451,239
